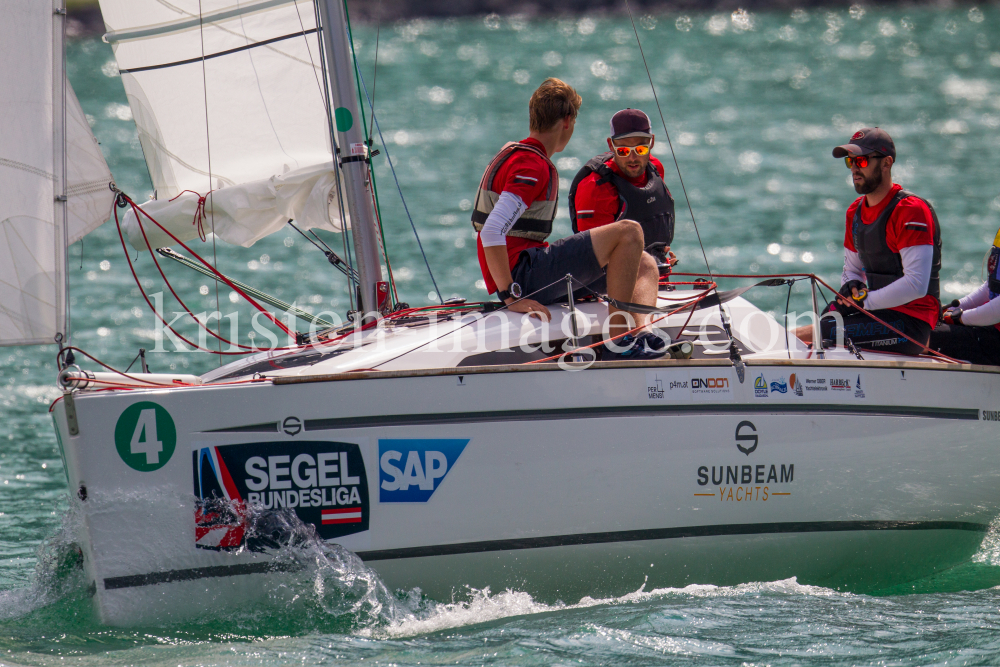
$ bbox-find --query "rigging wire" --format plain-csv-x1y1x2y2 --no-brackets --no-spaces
366,0,383,147
353,62,444,304
623,0,747,378
342,2,442,305
197,0,223,362
623,0,713,283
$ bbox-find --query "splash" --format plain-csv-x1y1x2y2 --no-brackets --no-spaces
0,505,88,622
379,576,846,638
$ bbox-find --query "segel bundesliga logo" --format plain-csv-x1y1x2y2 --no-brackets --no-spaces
379,439,469,502
193,440,369,551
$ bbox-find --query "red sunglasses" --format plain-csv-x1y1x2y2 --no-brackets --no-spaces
844,154,884,169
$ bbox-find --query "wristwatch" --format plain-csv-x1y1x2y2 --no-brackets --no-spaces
496,282,522,302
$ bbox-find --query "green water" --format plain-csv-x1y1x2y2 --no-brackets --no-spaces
5,5,1000,664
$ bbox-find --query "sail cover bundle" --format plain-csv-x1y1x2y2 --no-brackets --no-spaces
100,0,346,250
0,1,115,346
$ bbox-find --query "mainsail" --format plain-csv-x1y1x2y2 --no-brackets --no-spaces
99,0,346,250
0,1,115,346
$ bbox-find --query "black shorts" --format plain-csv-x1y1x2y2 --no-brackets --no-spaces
929,322,1000,365
511,231,607,305
819,306,931,356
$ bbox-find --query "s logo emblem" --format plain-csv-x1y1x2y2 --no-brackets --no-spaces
735,420,758,456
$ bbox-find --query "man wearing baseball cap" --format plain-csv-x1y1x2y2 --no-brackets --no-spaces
797,127,942,355
568,109,677,273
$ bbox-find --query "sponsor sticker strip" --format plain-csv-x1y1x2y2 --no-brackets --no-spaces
646,371,735,402
754,372,867,400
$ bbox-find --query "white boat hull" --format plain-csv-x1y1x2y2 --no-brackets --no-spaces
51,360,1000,624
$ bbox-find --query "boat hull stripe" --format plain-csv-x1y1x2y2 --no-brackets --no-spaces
301,405,978,430
101,520,987,589
202,405,978,433
354,520,988,561
102,561,300,590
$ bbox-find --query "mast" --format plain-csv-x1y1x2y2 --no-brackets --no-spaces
316,0,384,316
53,0,69,339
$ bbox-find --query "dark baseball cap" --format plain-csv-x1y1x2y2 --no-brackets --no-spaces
610,108,653,140
832,127,896,160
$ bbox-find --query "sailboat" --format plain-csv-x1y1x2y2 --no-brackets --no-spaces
7,0,1000,626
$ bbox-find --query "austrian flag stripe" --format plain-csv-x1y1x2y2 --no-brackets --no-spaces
322,508,363,524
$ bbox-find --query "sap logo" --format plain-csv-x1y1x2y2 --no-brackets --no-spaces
379,439,469,502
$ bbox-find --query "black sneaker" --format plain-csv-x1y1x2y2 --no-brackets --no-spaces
601,332,668,361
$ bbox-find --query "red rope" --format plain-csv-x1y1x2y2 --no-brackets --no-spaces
168,189,212,242
115,192,300,356
809,274,961,364
123,193,295,337
114,204,250,355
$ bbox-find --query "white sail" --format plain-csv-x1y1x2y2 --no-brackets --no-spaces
122,161,343,251
67,83,115,244
99,0,345,248
0,2,113,346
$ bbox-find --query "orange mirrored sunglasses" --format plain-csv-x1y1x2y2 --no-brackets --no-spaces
613,144,651,157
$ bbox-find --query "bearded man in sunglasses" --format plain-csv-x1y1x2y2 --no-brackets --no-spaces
797,127,942,355
568,109,677,272
472,79,665,360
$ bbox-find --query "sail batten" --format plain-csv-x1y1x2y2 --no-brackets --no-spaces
104,0,302,44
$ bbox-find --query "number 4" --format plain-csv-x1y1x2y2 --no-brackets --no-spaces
130,409,163,465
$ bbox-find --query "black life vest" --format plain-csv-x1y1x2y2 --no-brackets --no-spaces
851,188,942,302
567,152,675,249
470,142,558,242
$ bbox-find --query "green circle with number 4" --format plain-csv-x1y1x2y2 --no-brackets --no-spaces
114,402,176,472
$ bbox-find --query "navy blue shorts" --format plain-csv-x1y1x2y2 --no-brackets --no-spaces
511,231,607,305
930,322,1000,365
819,307,930,356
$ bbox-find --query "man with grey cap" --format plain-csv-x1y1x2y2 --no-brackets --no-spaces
797,127,942,355
568,108,677,272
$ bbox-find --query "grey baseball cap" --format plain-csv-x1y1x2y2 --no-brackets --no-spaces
832,127,896,159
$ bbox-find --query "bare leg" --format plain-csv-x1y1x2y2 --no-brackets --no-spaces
589,220,646,338
631,252,659,327
794,324,813,344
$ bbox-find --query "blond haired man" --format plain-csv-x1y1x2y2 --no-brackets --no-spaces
472,78,663,359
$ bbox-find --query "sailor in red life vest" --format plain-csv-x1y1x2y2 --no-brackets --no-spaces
929,227,1000,365
472,78,665,359
567,108,678,272
796,127,942,355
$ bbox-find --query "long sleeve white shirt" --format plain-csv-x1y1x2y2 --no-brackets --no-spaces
479,192,526,247
842,246,933,311
957,281,1000,326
